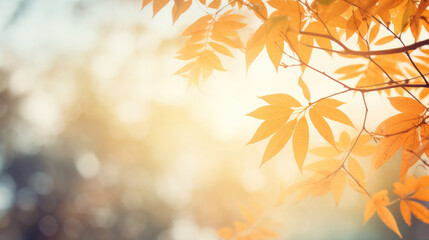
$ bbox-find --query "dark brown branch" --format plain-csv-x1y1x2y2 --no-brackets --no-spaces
299,30,429,56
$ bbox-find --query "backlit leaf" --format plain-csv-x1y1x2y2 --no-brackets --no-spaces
400,200,411,226
259,94,301,107
309,108,335,147
262,119,297,166
293,117,309,171
409,200,429,224
388,97,426,115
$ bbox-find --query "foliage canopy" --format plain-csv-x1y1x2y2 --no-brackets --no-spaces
142,0,429,238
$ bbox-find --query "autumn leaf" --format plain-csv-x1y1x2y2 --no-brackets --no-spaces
309,108,335,147
388,97,426,115
293,117,309,171
262,119,296,166
408,201,429,224
364,190,402,238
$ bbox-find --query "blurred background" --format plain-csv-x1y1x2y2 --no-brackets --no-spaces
0,0,427,239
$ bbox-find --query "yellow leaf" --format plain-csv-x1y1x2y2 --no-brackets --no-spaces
400,130,421,181
200,50,226,71
352,145,376,157
334,64,365,75
208,0,221,9
142,0,153,9
246,23,268,69
247,105,293,120
347,157,366,187
293,117,309,171
375,113,420,136
182,15,213,35
248,119,286,144
353,134,373,147
262,119,297,166
298,75,311,101
172,0,192,24
249,0,267,20
368,23,380,43
412,189,429,201
309,146,339,158
400,200,411,226
374,36,396,45
298,35,313,71
266,36,284,71
339,131,350,149
209,42,234,58
313,104,354,128
408,200,429,224
259,94,301,107
309,108,335,147
377,207,402,238
366,190,390,221
317,98,345,107
364,195,379,224
372,134,407,170
388,97,426,115
153,0,170,17
417,175,429,189
331,171,346,205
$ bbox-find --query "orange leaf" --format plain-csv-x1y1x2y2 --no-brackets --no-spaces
293,117,309,171
417,175,429,189
377,207,402,238
369,23,380,43
182,15,213,35
209,42,234,58
375,113,420,136
317,98,345,108
208,0,221,9
153,0,170,17
388,97,426,115
408,200,429,224
372,134,407,170
374,35,396,45
352,145,376,157
248,119,286,144
338,131,351,149
298,75,311,101
347,157,366,192
142,0,153,9
172,0,192,24
309,146,339,158
400,200,411,226
247,105,293,120
262,119,297,166
259,94,301,107
412,189,429,201
331,171,346,206
298,35,313,71
309,108,335,147
266,36,284,71
400,130,422,181
334,64,365,75
246,23,267,69
313,103,354,128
